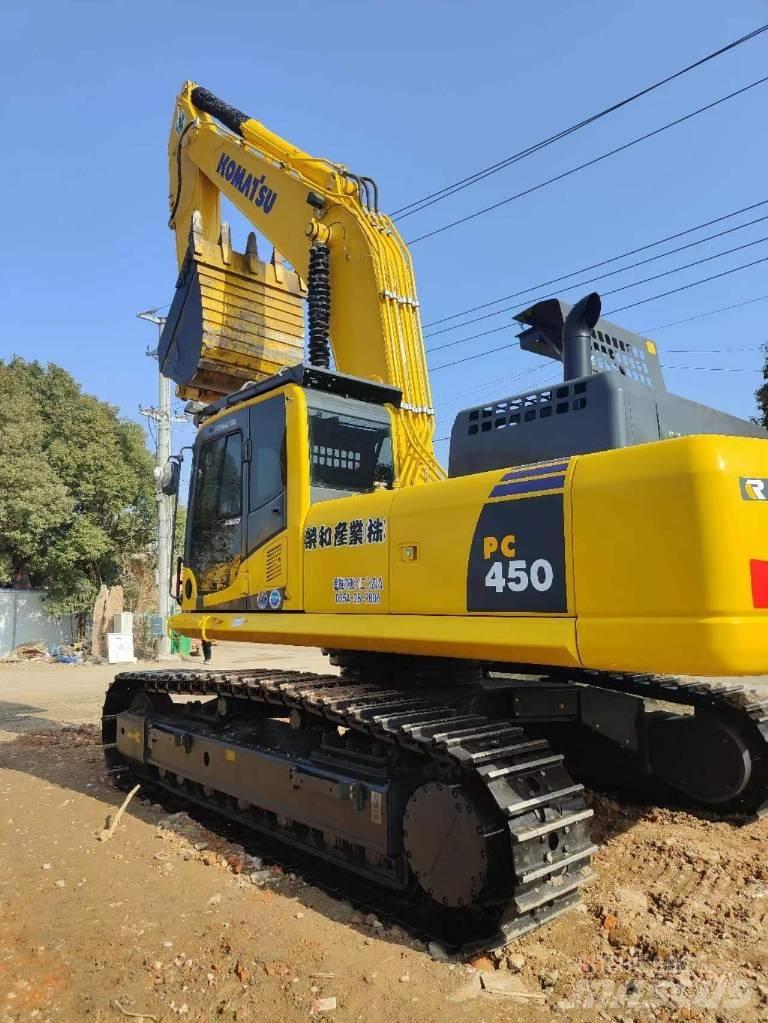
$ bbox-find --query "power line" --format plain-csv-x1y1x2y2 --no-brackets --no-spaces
433,346,763,407
392,24,768,220
406,75,768,246
665,347,762,353
431,254,768,372
423,200,768,337
599,233,768,299
607,253,768,315
427,233,768,359
436,363,548,411
429,323,513,355
435,365,558,427
436,361,551,404
643,293,768,331
432,340,523,373
662,365,762,372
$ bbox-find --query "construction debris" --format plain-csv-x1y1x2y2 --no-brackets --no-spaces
7,640,50,661
98,783,140,841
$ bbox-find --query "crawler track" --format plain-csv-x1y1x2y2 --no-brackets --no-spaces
578,672,768,816
102,669,595,950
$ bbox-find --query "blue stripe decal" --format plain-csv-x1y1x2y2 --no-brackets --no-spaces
491,476,566,498
501,461,570,483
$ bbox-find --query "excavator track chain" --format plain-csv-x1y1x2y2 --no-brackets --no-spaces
578,671,768,816
103,669,595,950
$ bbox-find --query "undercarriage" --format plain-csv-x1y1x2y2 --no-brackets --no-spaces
102,658,768,950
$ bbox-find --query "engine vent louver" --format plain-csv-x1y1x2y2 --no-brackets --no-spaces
265,544,283,583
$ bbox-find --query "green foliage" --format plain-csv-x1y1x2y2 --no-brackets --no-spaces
174,503,188,564
756,342,768,430
0,358,156,613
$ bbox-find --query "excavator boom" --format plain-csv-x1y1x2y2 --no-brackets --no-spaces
166,82,441,486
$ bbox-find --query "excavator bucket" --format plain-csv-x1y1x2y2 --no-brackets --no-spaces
159,222,306,403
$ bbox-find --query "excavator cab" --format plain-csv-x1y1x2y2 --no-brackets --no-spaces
177,364,398,611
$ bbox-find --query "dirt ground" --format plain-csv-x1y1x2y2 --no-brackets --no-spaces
1,646,767,1023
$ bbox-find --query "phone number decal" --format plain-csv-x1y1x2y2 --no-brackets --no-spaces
333,576,384,605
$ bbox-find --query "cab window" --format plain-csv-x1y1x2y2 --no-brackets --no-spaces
188,431,243,594
309,407,393,498
250,397,286,511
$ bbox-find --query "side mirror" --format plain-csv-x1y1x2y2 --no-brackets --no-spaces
160,457,181,497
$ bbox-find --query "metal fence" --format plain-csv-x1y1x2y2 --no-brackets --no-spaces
0,589,77,657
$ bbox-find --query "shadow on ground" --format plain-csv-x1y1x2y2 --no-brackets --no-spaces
0,700,66,734
0,728,430,950
1,721,752,954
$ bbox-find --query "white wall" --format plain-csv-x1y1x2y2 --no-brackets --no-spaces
0,589,76,657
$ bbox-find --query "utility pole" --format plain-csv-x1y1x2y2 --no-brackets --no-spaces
138,309,174,659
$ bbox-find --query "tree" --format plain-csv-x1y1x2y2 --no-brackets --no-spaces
756,342,768,429
0,358,156,614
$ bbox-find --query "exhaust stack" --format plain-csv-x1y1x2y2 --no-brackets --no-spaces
562,292,601,382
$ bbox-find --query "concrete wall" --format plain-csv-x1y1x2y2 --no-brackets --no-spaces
0,589,76,657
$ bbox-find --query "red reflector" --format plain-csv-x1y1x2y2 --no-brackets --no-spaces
750,559,768,608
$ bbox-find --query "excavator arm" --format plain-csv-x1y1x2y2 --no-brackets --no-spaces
167,82,442,486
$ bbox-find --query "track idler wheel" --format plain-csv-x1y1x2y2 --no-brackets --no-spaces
650,712,760,810
403,782,508,910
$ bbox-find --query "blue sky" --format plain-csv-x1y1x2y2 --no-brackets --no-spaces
3,0,768,466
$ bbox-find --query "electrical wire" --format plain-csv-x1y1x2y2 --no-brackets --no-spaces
392,23,768,220
432,361,761,440
432,341,523,373
661,365,762,372
665,346,762,353
431,254,768,372
436,362,551,403
598,233,768,299
434,365,559,427
607,253,768,314
406,75,768,246
423,200,768,337
642,293,768,332
429,324,513,355
427,234,768,359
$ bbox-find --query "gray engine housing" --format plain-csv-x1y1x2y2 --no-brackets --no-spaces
448,298,765,478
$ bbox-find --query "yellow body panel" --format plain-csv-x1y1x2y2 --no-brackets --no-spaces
572,435,768,674
303,491,394,613
172,611,581,667
388,463,575,616
172,435,768,677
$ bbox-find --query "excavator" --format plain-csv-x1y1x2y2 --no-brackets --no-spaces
103,82,768,948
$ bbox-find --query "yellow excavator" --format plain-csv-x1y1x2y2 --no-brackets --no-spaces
104,82,768,948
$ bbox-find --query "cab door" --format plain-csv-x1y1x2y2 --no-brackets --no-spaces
243,394,289,610
246,395,287,557
186,409,248,608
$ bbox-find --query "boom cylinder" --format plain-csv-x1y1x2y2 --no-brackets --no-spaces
307,244,331,368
